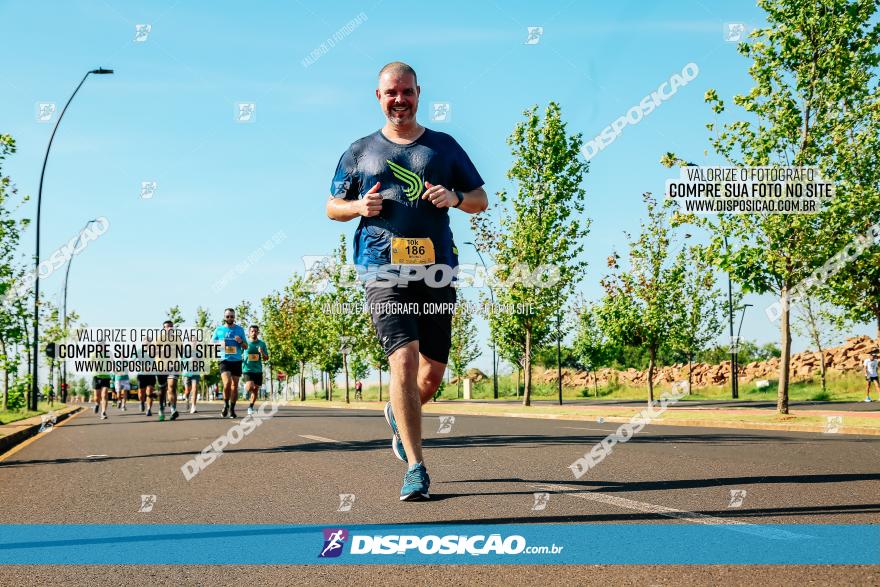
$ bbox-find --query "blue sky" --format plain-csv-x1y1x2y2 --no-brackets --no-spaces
1,0,870,376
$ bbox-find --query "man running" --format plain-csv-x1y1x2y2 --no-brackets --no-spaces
241,325,269,416
135,342,157,416
864,350,880,402
183,366,200,414
155,320,181,421
92,371,112,419
212,308,247,418
327,61,487,500
114,372,131,410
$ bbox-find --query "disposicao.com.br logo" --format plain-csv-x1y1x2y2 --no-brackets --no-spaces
318,528,563,558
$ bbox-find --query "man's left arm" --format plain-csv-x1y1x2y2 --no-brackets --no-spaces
421,182,488,213
237,328,248,350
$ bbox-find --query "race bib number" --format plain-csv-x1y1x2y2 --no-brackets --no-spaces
248,353,260,362
391,237,435,265
224,338,238,355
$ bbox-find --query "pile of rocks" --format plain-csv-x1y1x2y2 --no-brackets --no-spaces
532,335,879,389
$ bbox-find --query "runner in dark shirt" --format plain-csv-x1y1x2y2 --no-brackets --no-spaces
327,61,487,501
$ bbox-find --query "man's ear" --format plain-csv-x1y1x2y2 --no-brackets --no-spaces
375,88,381,100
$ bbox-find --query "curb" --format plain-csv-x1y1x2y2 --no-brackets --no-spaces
0,406,82,455
550,413,880,436
285,401,880,436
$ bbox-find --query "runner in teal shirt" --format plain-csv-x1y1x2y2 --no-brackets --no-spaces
211,308,248,418
242,325,269,416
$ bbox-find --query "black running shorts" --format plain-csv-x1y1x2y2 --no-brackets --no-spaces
137,375,157,388
92,376,111,389
364,280,456,364
242,372,263,386
220,360,243,376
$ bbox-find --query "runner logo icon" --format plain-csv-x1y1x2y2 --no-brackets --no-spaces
319,528,348,558
386,160,423,202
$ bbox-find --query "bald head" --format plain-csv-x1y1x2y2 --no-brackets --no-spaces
379,61,417,85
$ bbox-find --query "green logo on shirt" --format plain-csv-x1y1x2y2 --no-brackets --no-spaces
386,160,423,201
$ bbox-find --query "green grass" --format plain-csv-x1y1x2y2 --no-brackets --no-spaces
0,402,67,426
342,370,872,404
289,399,880,432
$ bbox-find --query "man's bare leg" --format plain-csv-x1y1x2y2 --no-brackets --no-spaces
145,385,154,415
417,354,447,406
167,378,179,419
188,380,198,412
229,376,241,417
99,387,109,419
390,342,422,466
221,372,233,417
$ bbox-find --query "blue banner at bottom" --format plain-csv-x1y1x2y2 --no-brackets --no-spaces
0,524,876,565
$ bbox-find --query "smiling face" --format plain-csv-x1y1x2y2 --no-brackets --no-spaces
376,70,419,128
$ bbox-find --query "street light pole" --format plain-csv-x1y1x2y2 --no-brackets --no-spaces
734,303,753,398
464,242,498,399
30,67,113,411
723,235,737,400
61,219,99,403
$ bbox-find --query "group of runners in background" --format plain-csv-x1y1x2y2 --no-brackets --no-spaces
88,308,269,421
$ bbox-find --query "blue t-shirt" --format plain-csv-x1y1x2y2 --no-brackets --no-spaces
330,128,484,271
211,324,248,361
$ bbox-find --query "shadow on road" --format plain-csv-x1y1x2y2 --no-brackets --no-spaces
449,473,880,494
405,501,880,525
2,429,873,469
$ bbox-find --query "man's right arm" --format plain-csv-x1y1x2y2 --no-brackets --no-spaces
326,182,383,222
326,197,366,222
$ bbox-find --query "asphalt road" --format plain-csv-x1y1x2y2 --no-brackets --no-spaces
459,398,880,412
0,402,877,585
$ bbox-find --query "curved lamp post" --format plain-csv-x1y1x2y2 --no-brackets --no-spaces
60,219,100,402
31,68,113,410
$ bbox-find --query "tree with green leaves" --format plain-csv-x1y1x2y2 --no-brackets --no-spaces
234,300,257,329
165,305,184,326
664,0,879,413
793,295,848,393
671,244,724,393
825,251,880,342
572,301,616,397
0,134,32,410
448,298,481,397
350,352,369,400
262,276,320,401
471,101,591,406
596,195,687,403
365,325,389,401
191,306,218,395
315,235,370,403
42,301,77,402
817,0,880,341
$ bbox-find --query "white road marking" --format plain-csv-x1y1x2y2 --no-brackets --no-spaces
86,454,108,459
298,434,345,444
533,483,811,540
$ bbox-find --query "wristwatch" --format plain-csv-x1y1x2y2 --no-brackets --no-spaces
453,190,464,208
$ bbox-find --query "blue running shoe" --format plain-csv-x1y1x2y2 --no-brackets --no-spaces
400,462,430,501
383,401,407,463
